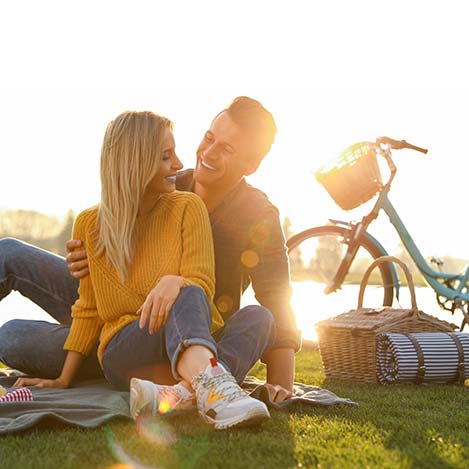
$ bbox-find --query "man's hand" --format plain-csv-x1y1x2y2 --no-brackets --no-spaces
138,275,184,335
13,376,69,389
263,347,295,403
66,239,89,279
264,383,293,403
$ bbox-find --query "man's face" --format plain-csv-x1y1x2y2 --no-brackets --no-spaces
194,111,257,190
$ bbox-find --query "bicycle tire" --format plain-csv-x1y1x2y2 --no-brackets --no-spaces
287,225,394,313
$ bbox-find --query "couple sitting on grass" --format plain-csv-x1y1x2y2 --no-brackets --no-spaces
0,97,301,430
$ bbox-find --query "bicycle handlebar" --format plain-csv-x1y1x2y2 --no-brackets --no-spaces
376,136,428,154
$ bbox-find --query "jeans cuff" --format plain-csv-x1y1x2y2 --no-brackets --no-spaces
170,338,218,381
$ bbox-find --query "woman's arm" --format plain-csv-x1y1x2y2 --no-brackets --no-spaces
63,210,103,356
13,351,85,388
138,274,184,335
14,211,102,388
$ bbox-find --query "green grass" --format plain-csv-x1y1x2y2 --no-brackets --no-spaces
1,348,468,469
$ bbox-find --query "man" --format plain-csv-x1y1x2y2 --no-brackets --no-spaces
0,96,301,404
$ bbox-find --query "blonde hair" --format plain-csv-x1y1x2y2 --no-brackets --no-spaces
96,111,173,280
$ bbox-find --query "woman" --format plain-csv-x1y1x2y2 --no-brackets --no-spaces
12,111,270,429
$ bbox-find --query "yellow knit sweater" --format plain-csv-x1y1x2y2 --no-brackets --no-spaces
63,191,223,365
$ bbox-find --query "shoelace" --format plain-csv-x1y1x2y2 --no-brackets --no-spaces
192,372,246,410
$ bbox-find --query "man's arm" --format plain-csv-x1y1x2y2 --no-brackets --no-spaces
248,207,301,348
247,206,302,401
66,239,90,279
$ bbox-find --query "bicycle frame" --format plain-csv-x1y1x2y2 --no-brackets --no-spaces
375,189,469,305
330,142,469,326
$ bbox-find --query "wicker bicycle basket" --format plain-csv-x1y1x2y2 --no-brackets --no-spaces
316,142,383,210
316,256,457,383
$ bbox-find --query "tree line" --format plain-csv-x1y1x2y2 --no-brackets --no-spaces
0,209,75,257
1,210,467,286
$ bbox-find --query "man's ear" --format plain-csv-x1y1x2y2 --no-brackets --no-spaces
243,154,262,176
244,164,259,177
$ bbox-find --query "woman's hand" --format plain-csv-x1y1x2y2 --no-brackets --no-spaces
12,351,84,389
13,377,69,389
138,275,184,334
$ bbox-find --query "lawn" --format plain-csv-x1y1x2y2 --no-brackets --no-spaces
1,347,468,469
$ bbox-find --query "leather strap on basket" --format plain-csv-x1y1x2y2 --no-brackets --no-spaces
404,333,426,384
447,333,466,384
357,256,419,316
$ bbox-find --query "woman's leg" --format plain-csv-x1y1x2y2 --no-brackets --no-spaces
113,285,269,428
0,238,79,325
168,289,271,429
0,319,102,380
102,285,218,389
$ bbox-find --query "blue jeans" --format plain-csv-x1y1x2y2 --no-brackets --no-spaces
0,238,275,388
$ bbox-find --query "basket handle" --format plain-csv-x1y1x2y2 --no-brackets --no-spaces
357,256,419,312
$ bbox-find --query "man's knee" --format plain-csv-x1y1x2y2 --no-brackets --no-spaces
0,238,26,267
0,320,23,360
0,319,23,339
238,305,275,331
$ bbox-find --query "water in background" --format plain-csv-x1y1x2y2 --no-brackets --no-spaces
0,282,464,341
242,282,463,340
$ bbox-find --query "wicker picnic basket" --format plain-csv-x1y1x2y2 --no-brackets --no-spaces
316,256,457,383
315,142,383,211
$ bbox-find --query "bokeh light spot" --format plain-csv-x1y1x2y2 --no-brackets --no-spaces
241,250,259,268
216,295,234,313
250,223,271,245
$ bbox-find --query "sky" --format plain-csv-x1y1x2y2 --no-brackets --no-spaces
1,0,469,258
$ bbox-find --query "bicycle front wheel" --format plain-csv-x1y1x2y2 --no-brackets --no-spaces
287,225,394,336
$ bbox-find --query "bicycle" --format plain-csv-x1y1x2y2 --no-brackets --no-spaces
286,136,469,330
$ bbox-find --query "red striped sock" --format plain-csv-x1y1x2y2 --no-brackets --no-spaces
0,387,34,403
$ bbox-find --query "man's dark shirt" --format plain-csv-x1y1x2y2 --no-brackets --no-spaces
176,169,301,351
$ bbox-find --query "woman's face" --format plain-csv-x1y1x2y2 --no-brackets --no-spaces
147,127,183,194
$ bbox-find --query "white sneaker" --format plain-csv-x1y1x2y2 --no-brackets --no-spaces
191,358,270,430
129,378,195,419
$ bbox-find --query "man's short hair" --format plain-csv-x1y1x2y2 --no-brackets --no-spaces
222,96,277,164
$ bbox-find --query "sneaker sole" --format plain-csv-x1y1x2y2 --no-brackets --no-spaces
129,377,149,419
211,404,271,430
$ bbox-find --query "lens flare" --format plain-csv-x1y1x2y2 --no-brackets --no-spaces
157,399,171,414
136,417,177,446
107,429,163,469
107,421,177,469
216,295,234,313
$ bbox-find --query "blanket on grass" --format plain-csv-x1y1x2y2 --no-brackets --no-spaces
0,372,357,435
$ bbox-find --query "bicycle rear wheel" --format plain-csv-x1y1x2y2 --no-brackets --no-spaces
287,225,394,338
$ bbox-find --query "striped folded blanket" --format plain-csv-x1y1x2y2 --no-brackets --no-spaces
0,387,33,403
376,332,469,384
